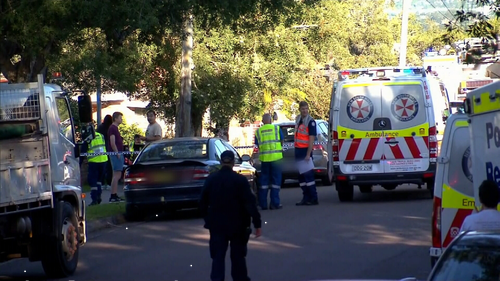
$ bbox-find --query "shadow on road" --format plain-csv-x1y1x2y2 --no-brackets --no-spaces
354,188,432,203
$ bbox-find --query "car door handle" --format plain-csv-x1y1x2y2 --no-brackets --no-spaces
385,141,399,144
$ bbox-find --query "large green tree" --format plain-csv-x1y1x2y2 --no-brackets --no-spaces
0,0,298,83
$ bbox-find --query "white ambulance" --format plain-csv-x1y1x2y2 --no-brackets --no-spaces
429,80,500,267
429,112,473,267
327,67,446,202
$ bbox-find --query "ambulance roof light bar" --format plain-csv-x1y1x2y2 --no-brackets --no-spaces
338,66,426,81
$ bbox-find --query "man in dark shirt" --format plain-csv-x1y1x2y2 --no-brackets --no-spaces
199,150,262,281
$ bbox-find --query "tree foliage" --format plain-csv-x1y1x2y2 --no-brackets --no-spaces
1,0,455,138
445,0,500,63
119,117,144,147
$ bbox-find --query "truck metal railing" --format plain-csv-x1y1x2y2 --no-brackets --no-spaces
0,87,41,121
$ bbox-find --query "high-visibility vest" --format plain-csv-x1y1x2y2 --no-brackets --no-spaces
294,122,310,148
88,132,108,163
256,124,283,162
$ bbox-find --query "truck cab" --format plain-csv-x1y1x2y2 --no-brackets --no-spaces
0,74,89,278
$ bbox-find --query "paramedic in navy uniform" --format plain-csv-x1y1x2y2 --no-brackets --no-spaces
294,101,319,205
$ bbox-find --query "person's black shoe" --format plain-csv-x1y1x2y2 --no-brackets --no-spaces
269,204,283,210
296,200,309,206
258,206,268,210
89,201,99,206
309,200,319,205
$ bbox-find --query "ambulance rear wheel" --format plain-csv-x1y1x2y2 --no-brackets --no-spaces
359,185,372,193
337,183,353,202
431,257,438,268
426,179,435,198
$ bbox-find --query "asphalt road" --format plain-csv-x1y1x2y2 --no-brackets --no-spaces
0,183,433,281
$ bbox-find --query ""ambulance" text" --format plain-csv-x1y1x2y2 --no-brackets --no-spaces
365,132,399,138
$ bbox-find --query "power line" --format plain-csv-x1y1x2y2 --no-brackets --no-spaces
424,0,453,22
440,0,455,19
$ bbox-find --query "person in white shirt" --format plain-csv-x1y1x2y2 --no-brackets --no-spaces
141,110,163,144
460,179,500,232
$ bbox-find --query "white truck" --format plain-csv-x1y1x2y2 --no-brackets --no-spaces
464,80,500,208
0,74,87,277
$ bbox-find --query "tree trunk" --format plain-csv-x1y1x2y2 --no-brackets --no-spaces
175,14,194,137
192,112,203,137
215,123,229,141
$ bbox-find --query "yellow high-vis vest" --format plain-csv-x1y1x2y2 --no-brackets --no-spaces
88,132,108,163
256,124,283,162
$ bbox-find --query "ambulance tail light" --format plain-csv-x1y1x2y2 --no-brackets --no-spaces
429,126,438,161
332,131,339,162
432,196,442,249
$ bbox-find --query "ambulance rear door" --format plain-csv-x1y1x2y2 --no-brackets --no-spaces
466,81,500,210
337,82,384,175
380,81,430,173
431,113,474,263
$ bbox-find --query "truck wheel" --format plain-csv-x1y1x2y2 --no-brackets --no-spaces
337,183,354,202
41,201,79,278
426,179,435,198
359,185,372,193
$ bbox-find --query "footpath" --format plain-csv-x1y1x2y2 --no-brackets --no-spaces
83,186,129,234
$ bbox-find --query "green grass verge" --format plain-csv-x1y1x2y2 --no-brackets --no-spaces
82,184,91,193
86,202,125,221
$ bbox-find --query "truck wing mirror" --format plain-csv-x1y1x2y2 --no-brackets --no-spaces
77,92,92,123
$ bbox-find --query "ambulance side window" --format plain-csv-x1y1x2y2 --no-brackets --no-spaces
447,126,474,197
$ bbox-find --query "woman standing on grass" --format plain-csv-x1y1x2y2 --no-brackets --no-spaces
97,115,113,189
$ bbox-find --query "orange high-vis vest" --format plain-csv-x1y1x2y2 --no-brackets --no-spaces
295,123,310,148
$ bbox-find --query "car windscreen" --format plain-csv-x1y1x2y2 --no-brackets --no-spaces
136,140,208,163
280,124,321,143
429,239,500,281
280,126,296,143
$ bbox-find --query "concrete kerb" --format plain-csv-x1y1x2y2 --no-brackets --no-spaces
86,213,128,233
84,187,129,233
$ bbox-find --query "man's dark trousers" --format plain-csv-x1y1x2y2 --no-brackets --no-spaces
210,228,251,281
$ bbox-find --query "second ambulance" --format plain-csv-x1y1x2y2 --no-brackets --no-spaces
430,80,500,266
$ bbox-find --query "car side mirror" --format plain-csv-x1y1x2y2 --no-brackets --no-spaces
241,154,251,162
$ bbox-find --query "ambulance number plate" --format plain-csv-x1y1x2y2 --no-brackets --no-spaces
352,164,372,172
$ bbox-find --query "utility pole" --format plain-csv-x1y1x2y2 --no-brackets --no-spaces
399,0,411,67
96,76,102,125
176,14,194,137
